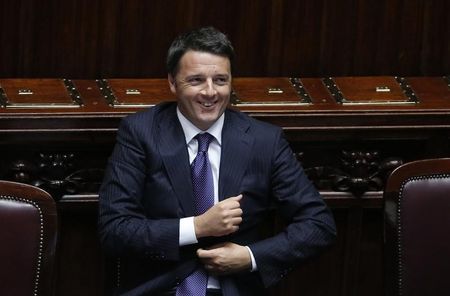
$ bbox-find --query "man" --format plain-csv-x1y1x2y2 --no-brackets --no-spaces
98,27,336,296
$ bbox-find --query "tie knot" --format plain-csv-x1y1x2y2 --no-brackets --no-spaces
196,133,213,153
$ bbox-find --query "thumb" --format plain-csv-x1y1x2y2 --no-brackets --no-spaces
197,248,215,259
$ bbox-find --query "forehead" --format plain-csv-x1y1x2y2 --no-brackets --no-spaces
177,50,231,74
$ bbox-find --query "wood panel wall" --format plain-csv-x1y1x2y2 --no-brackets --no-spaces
0,0,448,79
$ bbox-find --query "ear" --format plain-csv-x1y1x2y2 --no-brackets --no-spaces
168,74,176,94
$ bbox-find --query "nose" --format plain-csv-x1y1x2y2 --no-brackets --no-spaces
200,79,217,97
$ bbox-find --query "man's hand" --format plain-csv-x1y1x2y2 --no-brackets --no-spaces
197,242,252,275
194,194,243,238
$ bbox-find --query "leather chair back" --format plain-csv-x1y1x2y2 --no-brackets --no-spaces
0,180,57,296
384,158,450,296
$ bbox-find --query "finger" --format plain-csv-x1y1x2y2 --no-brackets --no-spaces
204,264,214,271
231,216,242,225
222,199,242,210
227,194,242,202
224,215,242,226
228,208,243,217
197,248,217,259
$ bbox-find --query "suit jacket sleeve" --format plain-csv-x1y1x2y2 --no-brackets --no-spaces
98,112,180,261
248,128,337,287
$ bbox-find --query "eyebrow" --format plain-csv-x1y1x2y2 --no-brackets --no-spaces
214,74,230,79
184,73,230,80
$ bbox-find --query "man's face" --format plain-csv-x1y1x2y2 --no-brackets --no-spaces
168,50,232,130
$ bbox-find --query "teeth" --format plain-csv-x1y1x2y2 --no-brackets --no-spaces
202,102,213,107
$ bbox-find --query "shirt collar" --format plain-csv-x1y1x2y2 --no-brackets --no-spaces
176,107,224,145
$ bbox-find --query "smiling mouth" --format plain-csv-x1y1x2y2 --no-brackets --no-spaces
200,101,216,107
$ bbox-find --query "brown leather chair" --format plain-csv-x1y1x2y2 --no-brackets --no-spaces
384,158,450,296
0,180,57,296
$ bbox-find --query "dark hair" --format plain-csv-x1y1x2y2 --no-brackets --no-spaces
166,26,235,76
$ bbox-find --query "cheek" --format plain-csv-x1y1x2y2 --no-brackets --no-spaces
178,90,198,105
217,90,231,101
220,86,231,97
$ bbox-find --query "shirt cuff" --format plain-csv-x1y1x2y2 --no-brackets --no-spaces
245,246,258,272
179,217,198,246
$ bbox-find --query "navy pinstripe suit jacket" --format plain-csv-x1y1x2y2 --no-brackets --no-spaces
98,102,336,296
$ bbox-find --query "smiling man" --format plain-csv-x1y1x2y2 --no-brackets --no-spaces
98,27,336,296
168,50,231,131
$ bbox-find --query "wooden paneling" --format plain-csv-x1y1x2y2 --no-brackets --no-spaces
0,0,448,78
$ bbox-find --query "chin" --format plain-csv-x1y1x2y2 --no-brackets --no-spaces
199,116,217,125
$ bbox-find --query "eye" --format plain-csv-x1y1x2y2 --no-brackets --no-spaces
214,76,229,85
186,76,205,85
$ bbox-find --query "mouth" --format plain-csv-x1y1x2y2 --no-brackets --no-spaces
199,100,217,108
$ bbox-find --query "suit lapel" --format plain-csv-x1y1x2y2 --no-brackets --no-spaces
219,110,253,200
157,106,195,216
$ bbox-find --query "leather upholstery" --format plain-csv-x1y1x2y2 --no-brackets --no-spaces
384,158,450,296
0,180,57,296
